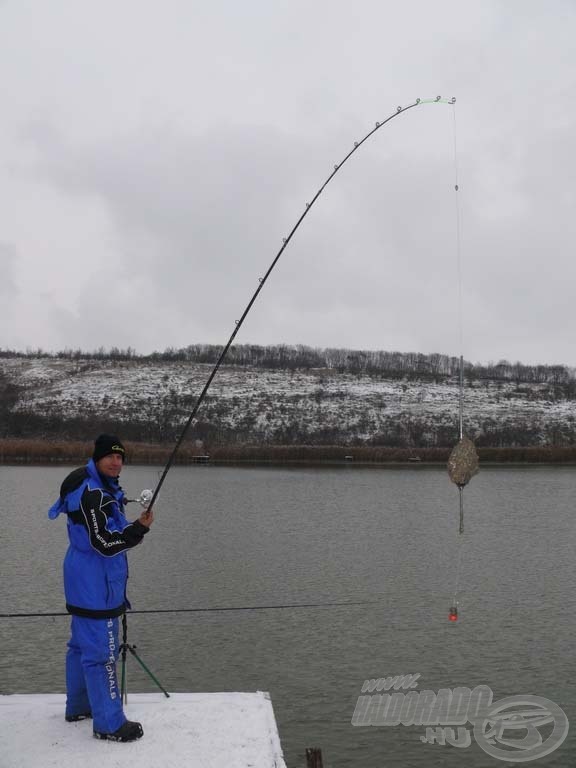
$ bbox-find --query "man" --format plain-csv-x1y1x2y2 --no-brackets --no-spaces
48,434,154,742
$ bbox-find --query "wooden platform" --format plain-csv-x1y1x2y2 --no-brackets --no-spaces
0,692,286,768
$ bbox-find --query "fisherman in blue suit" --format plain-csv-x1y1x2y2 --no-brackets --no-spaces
48,434,154,742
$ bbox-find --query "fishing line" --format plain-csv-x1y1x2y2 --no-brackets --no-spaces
446,101,479,623
145,96,456,511
453,102,464,361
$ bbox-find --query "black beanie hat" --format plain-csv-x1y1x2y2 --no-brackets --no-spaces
92,434,126,463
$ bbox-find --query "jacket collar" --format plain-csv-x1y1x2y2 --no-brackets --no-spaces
86,458,120,494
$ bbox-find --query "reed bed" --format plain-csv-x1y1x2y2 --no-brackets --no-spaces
1,439,575,466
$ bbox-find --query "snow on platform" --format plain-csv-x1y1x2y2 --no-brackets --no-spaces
0,692,287,768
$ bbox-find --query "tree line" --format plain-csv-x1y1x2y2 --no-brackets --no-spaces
1,344,575,386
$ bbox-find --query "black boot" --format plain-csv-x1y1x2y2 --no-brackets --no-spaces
65,712,92,722
94,720,144,742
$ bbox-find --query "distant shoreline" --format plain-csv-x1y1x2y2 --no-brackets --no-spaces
2,438,576,467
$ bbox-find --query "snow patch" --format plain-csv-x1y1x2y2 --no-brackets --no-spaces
0,692,286,768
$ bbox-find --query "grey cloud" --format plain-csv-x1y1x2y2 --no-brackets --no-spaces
0,242,19,299
25,120,466,341
23,102,576,365
3,1,576,363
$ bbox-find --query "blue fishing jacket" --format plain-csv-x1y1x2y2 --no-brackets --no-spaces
48,459,149,618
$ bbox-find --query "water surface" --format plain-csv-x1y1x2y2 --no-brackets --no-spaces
1,464,574,766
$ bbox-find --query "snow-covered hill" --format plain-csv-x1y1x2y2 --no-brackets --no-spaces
2,354,576,447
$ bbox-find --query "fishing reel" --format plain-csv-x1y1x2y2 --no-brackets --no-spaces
126,489,155,508
137,489,154,508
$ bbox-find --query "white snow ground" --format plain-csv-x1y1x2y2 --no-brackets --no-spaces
0,692,286,768
5,356,576,445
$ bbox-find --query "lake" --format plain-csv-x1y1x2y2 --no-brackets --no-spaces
1,464,575,766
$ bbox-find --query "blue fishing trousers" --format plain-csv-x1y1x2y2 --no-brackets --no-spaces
65,615,126,734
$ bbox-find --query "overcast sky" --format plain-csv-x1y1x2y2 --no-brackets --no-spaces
1,1,575,366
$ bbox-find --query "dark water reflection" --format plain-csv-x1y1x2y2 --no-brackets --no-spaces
1,464,575,766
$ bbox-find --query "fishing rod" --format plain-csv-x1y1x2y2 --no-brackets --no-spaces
0,598,378,619
146,96,456,511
